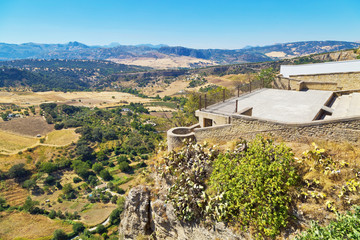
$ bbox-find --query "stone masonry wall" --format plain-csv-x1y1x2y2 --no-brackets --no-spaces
194,115,360,144
275,76,338,91
291,72,360,90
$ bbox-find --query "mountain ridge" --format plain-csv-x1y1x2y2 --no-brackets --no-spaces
1,41,359,68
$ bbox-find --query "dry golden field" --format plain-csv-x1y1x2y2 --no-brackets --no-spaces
44,129,79,146
142,79,190,97
0,211,72,240
109,56,216,69
0,91,153,108
0,130,38,154
205,73,256,88
0,179,28,206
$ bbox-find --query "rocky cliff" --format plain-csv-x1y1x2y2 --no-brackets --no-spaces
312,49,359,61
118,185,247,240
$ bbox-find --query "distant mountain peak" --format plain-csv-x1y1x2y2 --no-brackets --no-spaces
67,41,89,48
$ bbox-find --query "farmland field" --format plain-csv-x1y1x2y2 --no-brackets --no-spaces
0,116,53,137
0,130,38,154
0,211,72,240
0,91,152,108
44,128,79,145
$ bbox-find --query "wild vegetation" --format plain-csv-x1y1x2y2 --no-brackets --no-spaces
160,136,360,239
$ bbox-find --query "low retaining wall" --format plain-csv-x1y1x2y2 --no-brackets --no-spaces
167,124,200,151
194,115,360,145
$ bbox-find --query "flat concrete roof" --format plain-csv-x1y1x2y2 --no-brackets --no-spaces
200,89,333,123
280,60,360,77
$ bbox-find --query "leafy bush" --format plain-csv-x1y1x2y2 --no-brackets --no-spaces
52,229,68,240
96,224,106,234
118,161,132,173
210,136,298,237
296,206,360,239
92,162,104,174
73,177,82,183
0,197,9,211
8,163,30,181
72,222,85,234
99,169,112,181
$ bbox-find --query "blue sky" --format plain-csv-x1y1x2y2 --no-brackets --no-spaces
0,0,359,49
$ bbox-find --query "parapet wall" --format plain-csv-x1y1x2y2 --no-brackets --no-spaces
275,76,339,91
194,115,360,144
290,72,360,90
167,124,200,151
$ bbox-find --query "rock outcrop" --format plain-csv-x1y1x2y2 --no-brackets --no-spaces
119,185,246,240
119,186,155,239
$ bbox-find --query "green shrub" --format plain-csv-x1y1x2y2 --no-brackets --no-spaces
118,161,132,173
73,177,82,183
210,136,298,237
99,169,112,181
52,229,67,240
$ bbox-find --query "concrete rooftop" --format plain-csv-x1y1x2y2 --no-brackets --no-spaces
280,60,360,78
201,89,334,123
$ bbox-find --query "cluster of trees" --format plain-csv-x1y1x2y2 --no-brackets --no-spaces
0,59,147,91
0,67,90,91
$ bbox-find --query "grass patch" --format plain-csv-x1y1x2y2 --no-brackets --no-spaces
146,101,177,109
111,175,134,186
81,203,94,213
70,202,80,209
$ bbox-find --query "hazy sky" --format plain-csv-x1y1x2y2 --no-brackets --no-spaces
0,0,359,49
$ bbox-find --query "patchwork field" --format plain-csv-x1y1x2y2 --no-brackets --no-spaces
0,126,78,155
0,211,72,240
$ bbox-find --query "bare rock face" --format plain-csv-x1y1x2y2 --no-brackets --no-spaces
119,186,155,240
119,185,246,240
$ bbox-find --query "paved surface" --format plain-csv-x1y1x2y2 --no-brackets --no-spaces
327,93,360,119
201,88,333,123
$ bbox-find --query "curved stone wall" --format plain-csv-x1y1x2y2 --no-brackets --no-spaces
167,124,200,151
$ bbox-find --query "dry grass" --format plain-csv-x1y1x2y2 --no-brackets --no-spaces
80,203,117,226
0,116,53,137
0,91,152,108
0,211,72,240
0,179,28,206
142,79,189,97
109,56,216,69
44,129,79,146
0,130,38,154
205,73,256,88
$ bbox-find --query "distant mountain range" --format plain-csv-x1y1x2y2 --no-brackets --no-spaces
0,41,359,68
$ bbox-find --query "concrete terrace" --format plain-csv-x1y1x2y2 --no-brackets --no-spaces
199,88,334,123
326,92,360,120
